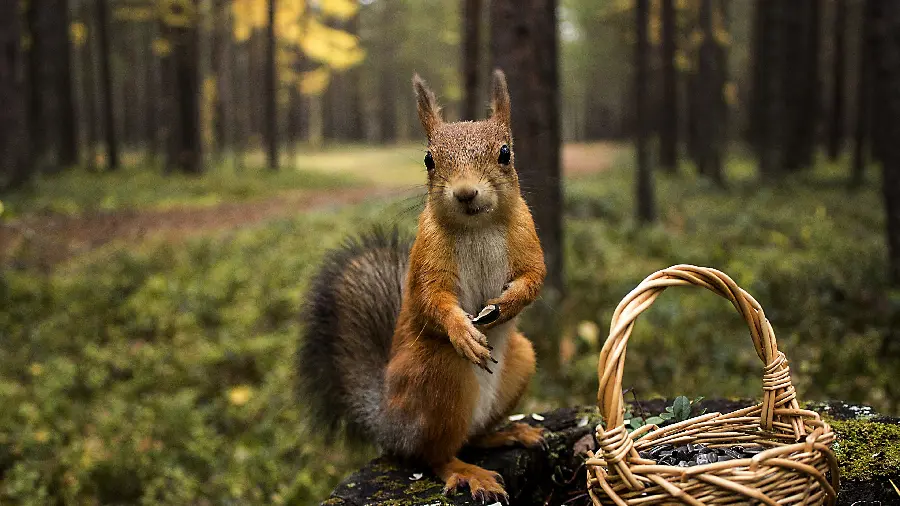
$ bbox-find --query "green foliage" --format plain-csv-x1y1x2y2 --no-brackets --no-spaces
551,152,898,416
1,146,897,502
0,203,407,504
623,396,706,431
0,159,357,217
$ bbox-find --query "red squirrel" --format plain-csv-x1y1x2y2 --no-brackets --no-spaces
298,69,546,502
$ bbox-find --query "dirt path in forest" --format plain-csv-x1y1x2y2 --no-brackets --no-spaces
0,143,621,267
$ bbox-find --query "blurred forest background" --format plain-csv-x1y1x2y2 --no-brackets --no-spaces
1,0,900,503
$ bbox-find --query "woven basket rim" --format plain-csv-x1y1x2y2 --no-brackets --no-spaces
587,265,840,506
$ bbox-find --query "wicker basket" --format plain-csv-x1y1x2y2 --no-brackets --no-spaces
585,265,839,505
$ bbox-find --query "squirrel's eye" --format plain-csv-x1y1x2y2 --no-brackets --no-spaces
498,145,511,165
424,152,435,172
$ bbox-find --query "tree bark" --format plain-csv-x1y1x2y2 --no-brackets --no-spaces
265,0,277,170
852,0,876,188
696,0,725,186
828,0,847,162
659,0,678,172
876,1,900,287
0,0,30,189
163,2,202,174
48,0,79,168
462,0,482,121
757,0,786,178
490,0,564,298
26,0,45,166
634,0,655,222
96,0,118,170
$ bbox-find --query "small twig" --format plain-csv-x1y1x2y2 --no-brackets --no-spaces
630,388,647,421
562,492,589,505
890,478,900,497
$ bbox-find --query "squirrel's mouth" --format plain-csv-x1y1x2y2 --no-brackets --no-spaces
463,204,493,216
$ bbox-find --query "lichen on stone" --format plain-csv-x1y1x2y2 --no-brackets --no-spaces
829,419,900,481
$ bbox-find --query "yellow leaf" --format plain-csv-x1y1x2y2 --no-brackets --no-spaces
723,82,737,106
70,22,87,47
576,321,600,347
152,38,172,56
299,67,331,96
34,430,50,443
29,363,43,376
320,0,358,20
228,385,253,406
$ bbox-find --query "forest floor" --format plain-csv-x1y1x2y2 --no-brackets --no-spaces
0,142,621,267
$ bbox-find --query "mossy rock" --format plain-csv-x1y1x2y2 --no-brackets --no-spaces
323,401,900,505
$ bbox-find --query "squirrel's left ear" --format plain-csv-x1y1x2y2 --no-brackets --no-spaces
413,74,442,139
490,69,511,128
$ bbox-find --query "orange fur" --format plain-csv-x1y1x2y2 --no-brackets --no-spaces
384,70,545,500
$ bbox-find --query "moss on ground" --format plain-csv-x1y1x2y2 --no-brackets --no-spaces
830,419,900,480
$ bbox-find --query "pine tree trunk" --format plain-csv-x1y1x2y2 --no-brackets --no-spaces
490,0,564,298
81,0,98,169
462,0,482,121
828,0,847,161
852,0,876,187
876,1,900,286
49,0,79,168
758,0,786,178
659,0,678,172
164,3,202,174
634,0,655,222
96,0,118,170
27,0,45,166
0,0,30,189
696,0,724,186
265,0,277,170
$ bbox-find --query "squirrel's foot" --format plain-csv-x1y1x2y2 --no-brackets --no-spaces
437,458,508,504
471,423,548,450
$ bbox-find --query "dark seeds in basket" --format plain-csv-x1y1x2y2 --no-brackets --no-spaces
638,444,765,467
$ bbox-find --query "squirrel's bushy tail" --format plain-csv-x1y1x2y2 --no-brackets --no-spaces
297,227,410,442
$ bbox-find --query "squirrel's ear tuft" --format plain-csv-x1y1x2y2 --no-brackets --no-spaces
413,73,442,139
490,69,511,127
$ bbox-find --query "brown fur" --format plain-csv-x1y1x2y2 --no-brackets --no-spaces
383,70,546,501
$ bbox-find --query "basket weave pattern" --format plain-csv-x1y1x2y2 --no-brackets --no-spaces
586,265,839,505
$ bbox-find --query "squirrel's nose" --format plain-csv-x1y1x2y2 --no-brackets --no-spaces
454,186,479,203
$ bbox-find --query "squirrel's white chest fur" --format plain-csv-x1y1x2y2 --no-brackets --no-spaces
454,226,511,436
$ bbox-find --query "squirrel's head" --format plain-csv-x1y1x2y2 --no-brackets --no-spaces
413,69,517,228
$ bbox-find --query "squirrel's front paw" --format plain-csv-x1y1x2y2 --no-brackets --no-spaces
449,324,497,373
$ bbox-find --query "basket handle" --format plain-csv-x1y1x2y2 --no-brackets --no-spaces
597,265,804,439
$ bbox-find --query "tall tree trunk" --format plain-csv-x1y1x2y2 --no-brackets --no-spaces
758,0,786,178
345,13,363,141
659,0,678,172
0,0,30,189
462,0,482,120
878,1,900,288
696,0,725,186
26,0,45,166
145,20,159,163
48,0,79,168
828,0,847,161
81,0,98,169
491,0,563,298
265,0,277,170
377,1,396,143
96,0,118,170
215,0,235,163
852,0,876,187
164,3,202,174
634,0,655,222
